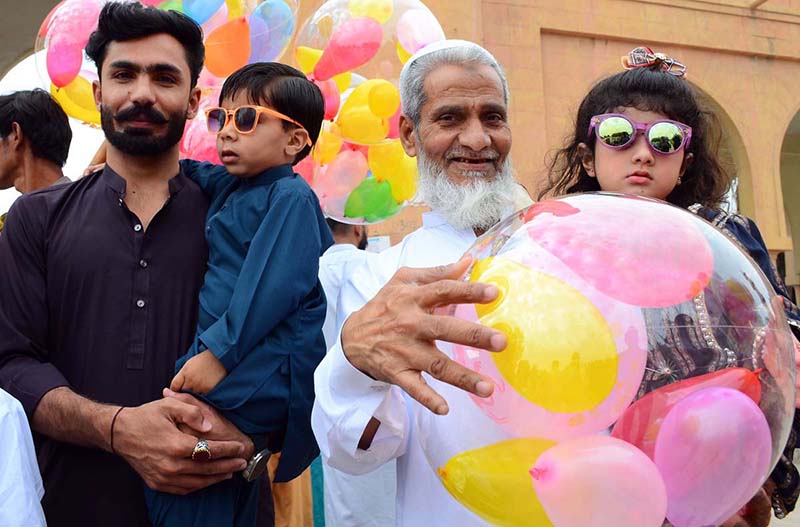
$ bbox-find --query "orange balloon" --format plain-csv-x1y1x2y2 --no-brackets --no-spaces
205,18,251,77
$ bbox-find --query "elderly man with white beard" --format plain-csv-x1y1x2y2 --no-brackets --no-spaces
311,40,528,526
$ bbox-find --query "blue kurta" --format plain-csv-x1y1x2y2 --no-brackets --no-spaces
145,161,333,527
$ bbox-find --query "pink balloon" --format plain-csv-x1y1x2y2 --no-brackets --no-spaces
313,17,383,81
295,156,317,186
387,108,401,139
180,89,221,164
314,150,368,199
314,79,341,121
396,9,445,54
453,241,647,441
525,194,714,307
47,37,84,88
611,368,762,459
45,0,103,87
654,387,772,527
530,436,667,527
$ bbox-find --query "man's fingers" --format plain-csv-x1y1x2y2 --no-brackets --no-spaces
392,256,472,286
176,455,246,476
204,439,246,460
415,347,494,399
167,398,211,433
414,278,499,311
417,313,506,352
394,369,450,415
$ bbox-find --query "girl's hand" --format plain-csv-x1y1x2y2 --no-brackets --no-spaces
170,350,227,395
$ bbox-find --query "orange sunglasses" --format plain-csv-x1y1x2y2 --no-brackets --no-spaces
204,105,312,146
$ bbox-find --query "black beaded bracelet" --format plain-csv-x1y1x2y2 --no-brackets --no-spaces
110,406,125,454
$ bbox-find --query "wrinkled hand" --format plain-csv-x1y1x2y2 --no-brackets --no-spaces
113,397,248,495
341,256,507,415
720,486,773,527
163,388,255,460
170,350,227,395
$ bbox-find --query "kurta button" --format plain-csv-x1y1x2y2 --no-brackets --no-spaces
136,299,145,308
134,224,142,232
139,259,148,268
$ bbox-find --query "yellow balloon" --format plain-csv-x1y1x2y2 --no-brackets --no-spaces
313,123,344,165
225,0,246,19
396,41,412,64
368,82,400,119
385,155,417,202
50,78,100,125
295,46,323,74
367,140,417,202
471,257,618,413
439,438,556,527
337,105,388,144
332,71,352,93
348,0,393,24
336,80,394,143
368,140,404,180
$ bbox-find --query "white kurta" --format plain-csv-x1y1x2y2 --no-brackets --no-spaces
318,243,397,527
0,388,46,527
313,212,503,527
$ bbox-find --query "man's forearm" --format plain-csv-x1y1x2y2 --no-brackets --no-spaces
31,386,119,452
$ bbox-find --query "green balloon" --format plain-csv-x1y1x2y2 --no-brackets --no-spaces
344,177,400,223
158,0,184,12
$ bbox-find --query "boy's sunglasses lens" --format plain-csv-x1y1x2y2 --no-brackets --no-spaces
234,107,258,132
648,122,684,153
206,109,226,133
597,117,634,147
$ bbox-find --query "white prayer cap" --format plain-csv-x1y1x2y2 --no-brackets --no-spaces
399,39,500,81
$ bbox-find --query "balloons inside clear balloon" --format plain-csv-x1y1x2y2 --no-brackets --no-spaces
35,0,298,163
417,193,796,527
293,0,445,224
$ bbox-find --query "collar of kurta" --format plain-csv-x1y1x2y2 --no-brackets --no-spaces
100,163,187,197
238,164,295,188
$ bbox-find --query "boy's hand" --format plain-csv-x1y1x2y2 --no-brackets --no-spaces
171,350,227,395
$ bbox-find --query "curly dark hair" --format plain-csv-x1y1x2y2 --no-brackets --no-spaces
539,65,732,209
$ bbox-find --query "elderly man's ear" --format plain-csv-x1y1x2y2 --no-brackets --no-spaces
398,114,418,158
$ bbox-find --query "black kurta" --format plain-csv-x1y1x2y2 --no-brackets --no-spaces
0,166,208,527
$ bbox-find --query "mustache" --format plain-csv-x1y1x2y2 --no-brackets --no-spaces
444,147,499,162
115,104,168,125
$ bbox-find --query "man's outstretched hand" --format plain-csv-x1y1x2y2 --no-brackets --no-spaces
341,256,507,415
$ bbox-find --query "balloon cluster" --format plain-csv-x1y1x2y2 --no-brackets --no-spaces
35,0,297,161
417,193,796,527
293,0,445,224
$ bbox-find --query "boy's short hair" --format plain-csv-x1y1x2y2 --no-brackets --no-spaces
0,89,72,167
86,2,205,88
220,63,324,164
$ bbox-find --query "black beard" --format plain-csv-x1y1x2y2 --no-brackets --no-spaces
101,104,187,157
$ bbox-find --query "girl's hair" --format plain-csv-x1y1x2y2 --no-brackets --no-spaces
539,65,732,209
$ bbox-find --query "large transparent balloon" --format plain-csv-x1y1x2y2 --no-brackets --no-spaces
34,0,298,159
293,0,445,223
417,193,796,527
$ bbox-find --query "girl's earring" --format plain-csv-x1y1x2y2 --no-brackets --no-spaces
677,176,682,185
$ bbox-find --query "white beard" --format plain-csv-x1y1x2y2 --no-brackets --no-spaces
415,149,517,232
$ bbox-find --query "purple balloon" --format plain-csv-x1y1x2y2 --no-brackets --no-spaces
654,387,772,527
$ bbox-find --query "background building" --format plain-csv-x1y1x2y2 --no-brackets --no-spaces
2,0,799,297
